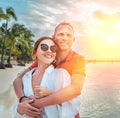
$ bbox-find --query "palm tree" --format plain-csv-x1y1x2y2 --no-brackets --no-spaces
5,23,19,67
0,7,5,20
0,23,8,68
15,27,34,65
6,23,34,66
0,7,17,69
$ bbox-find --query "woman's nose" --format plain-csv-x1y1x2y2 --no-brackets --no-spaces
47,47,52,52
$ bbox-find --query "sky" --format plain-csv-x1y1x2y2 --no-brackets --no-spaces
0,0,120,60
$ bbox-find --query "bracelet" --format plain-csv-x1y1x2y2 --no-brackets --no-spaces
19,96,28,103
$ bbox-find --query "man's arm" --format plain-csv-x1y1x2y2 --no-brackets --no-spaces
31,74,85,109
13,68,42,117
17,99,42,117
13,61,37,99
32,55,86,109
13,68,30,99
13,61,42,118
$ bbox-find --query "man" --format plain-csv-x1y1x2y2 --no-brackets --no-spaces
13,22,86,118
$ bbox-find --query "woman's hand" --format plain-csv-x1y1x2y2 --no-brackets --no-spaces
34,86,53,98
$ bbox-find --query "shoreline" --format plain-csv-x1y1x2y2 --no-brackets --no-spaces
0,64,30,93
0,64,31,118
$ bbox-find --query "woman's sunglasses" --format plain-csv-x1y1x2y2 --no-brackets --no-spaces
40,44,57,53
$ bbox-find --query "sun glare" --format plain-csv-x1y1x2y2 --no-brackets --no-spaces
114,22,120,31
106,34,116,44
87,19,120,59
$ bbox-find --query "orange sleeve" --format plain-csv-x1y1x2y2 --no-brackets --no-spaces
72,55,86,76
29,61,38,70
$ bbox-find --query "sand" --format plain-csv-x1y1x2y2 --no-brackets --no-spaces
0,64,30,118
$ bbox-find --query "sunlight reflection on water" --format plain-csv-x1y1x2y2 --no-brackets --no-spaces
80,63,120,118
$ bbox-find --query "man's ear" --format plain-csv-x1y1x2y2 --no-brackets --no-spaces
52,35,55,40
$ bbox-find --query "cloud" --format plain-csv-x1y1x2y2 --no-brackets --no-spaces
26,0,120,40
1,0,120,58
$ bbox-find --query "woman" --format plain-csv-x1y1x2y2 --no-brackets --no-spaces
14,36,80,118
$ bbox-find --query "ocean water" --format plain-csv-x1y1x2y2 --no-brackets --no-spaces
0,63,120,118
80,63,120,118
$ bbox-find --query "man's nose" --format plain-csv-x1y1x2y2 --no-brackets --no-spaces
63,34,68,40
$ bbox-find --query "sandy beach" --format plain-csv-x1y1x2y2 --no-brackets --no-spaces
0,65,30,92
0,63,120,118
0,64,30,118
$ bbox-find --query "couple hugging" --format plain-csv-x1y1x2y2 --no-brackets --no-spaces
13,22,86,118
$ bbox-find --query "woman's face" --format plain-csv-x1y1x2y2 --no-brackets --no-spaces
35,39,56,65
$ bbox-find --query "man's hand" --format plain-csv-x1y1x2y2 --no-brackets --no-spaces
30,98,42,109
17,99,44,117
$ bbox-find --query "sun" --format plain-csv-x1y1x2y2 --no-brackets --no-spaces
106,34,117,44
86,19,120,59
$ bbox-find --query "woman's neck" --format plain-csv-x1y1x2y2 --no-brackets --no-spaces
32,61,49,89
35,61,49,73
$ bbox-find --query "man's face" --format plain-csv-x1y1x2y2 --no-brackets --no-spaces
53,25,74,51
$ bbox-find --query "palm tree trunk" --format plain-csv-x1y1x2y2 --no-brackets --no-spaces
0,37,6,69
1,44,5,64
7,46,12,68
7,39,15,68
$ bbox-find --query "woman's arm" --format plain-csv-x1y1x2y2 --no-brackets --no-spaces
13,68,30,99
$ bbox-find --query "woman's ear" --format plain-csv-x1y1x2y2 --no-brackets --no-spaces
32,53,37,60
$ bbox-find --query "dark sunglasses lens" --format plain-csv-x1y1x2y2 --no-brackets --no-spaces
51,46,57,53
41,44,48,51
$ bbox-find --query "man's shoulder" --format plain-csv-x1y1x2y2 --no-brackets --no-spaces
72,50,85,60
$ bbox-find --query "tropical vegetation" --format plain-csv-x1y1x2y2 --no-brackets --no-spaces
0,7,34,69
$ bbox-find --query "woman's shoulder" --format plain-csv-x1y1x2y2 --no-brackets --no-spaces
22,68,36,79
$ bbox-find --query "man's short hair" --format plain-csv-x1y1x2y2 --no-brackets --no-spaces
54,22,74,34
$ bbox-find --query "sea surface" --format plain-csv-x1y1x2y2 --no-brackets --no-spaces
0,63,120,118
80,63,120,118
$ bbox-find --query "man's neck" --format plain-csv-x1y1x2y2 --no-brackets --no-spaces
56,49,71,65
